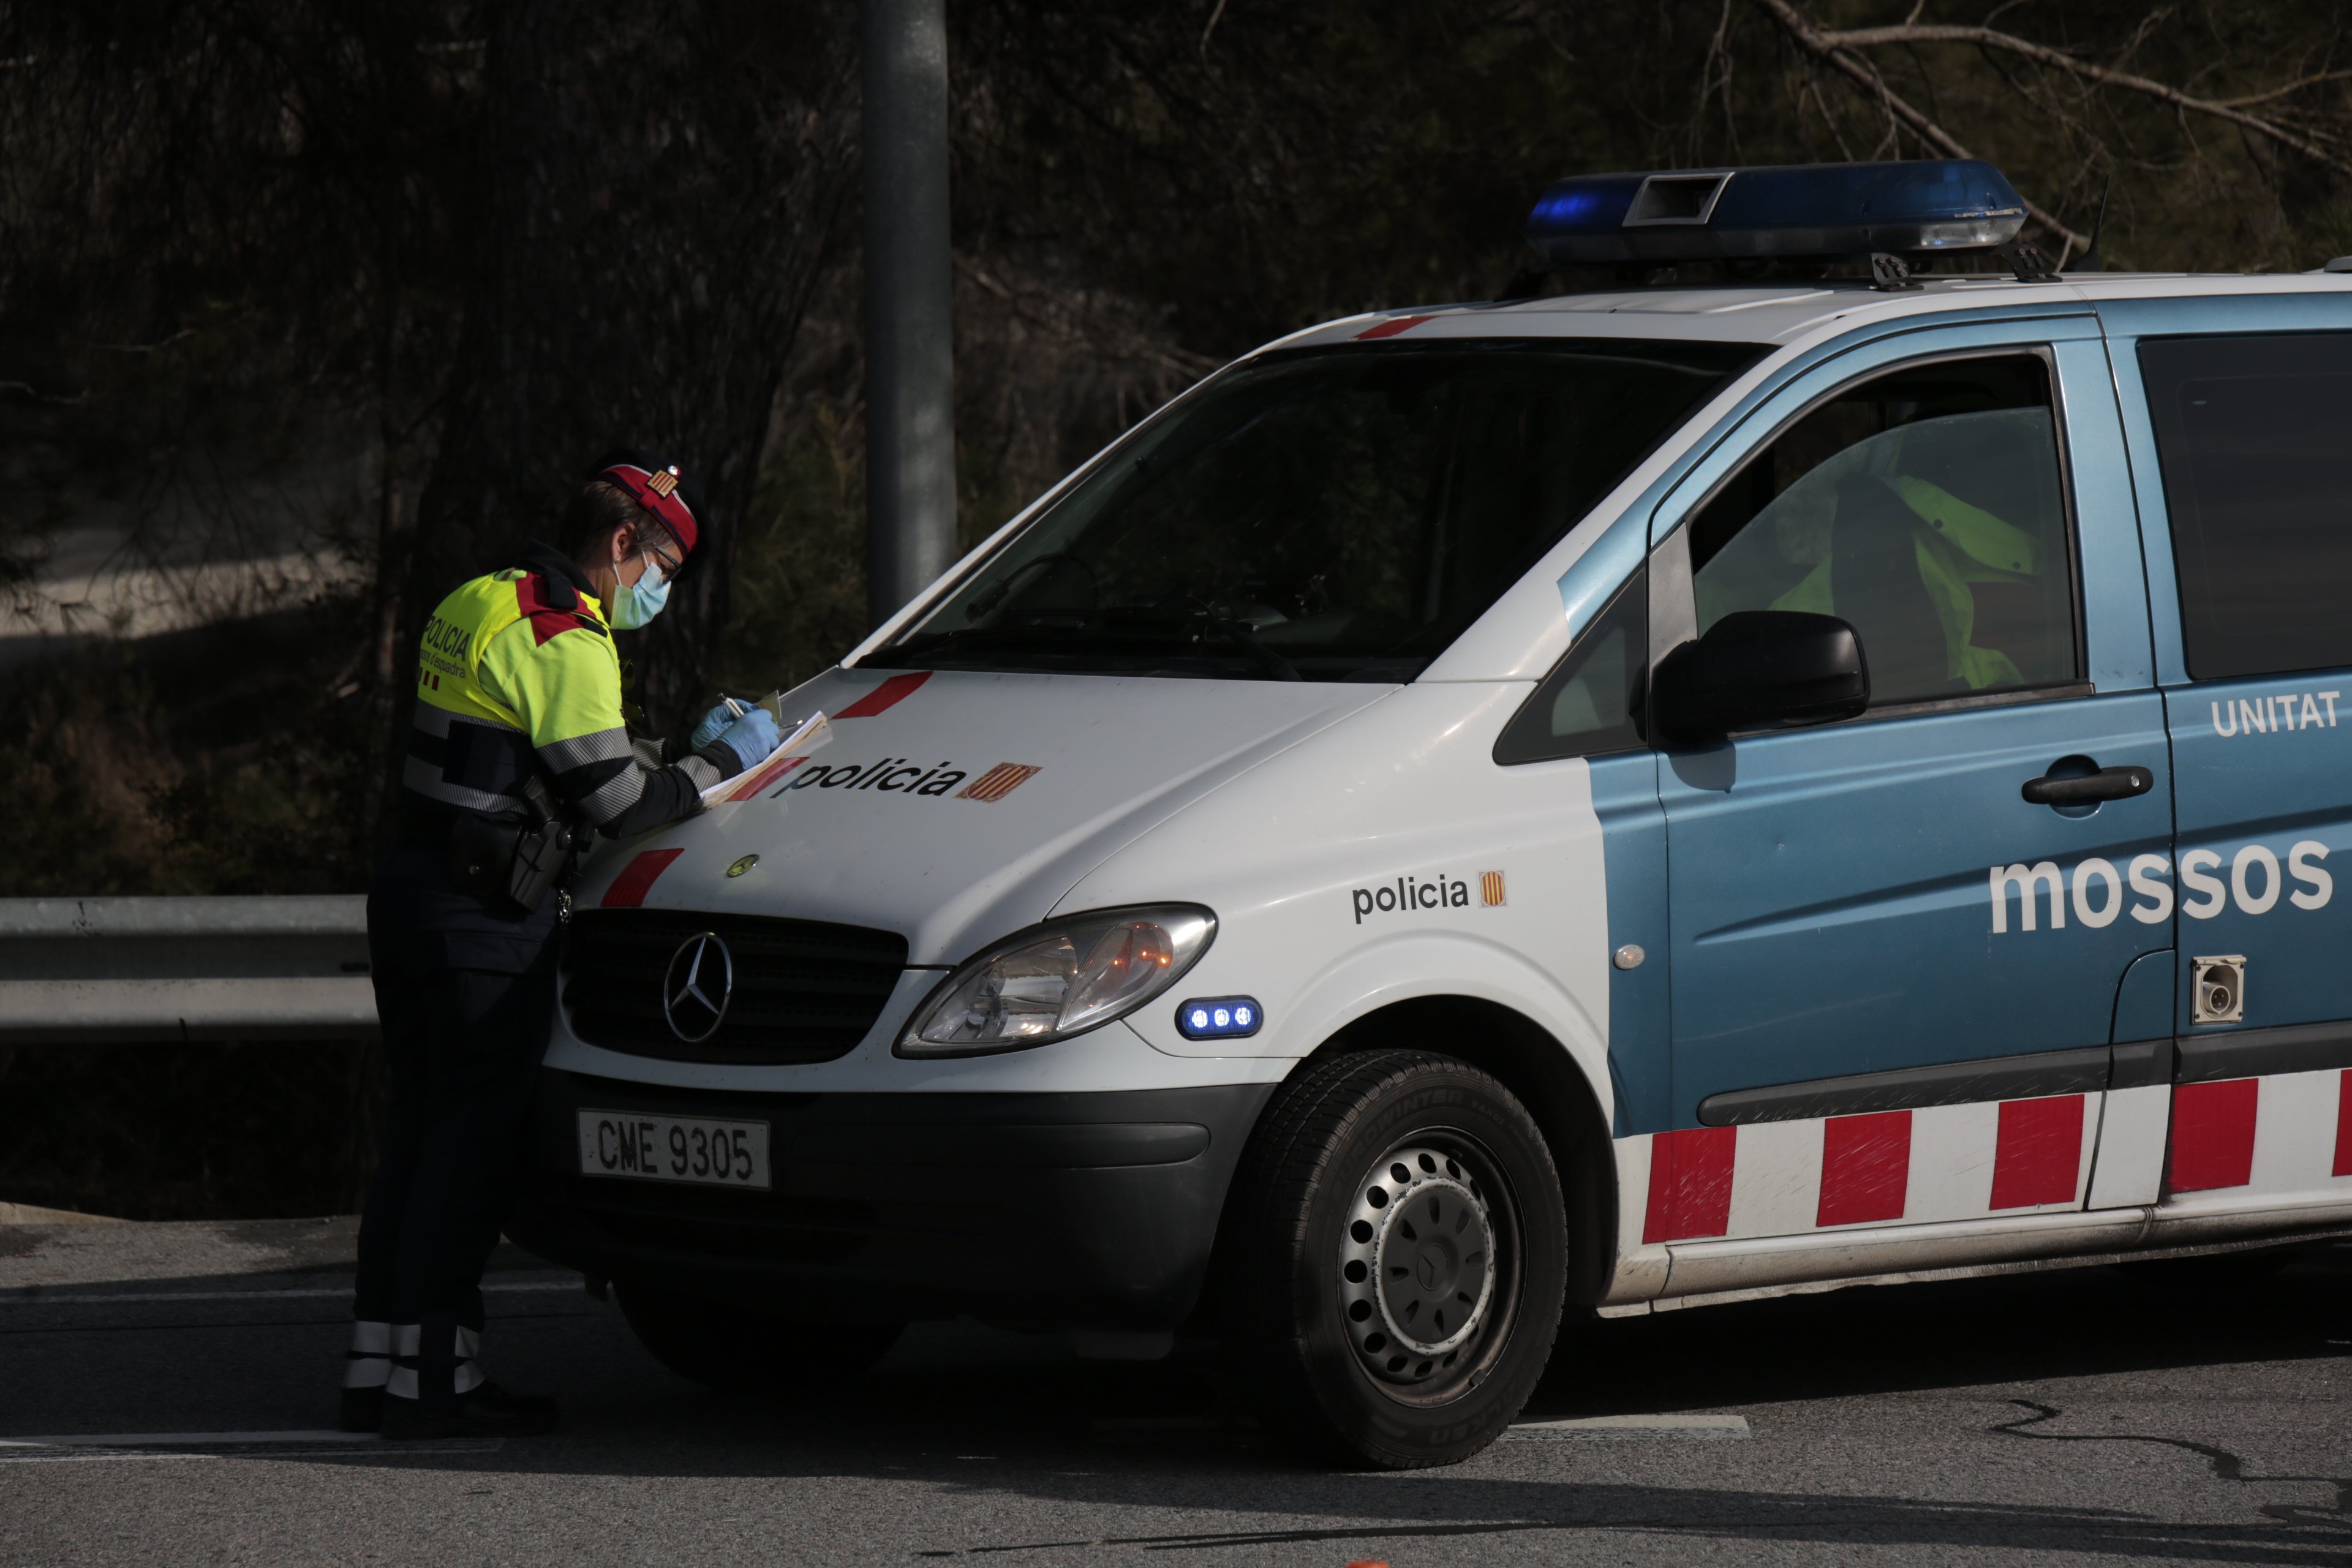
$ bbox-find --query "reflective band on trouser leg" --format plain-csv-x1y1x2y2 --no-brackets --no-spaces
344,1320,393,1389
456,1324,483,1395
386,1322,421,1401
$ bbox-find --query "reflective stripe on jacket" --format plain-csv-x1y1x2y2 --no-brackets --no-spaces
404,544,717,828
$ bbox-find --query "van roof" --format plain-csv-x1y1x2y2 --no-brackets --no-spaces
1271,271,2352,353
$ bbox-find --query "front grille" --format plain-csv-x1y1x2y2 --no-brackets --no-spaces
561,908,908,1065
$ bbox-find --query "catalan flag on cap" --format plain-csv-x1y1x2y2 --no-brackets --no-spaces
587,447,704,556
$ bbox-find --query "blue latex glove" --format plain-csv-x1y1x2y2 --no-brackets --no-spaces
689,701,739,753
704,707,780,775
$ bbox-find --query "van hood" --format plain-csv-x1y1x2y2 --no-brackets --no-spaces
572,666,1391,965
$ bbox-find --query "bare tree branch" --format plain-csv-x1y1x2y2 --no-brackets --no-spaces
1812,20,2350,171
1199,0,1231,56
1745,0,2089,257
1695,0,1744,163
2215,67,2352,110
1806,70,1860,161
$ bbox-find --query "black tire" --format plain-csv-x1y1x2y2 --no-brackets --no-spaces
616,1284,903,1398
1215,1049,1568,1469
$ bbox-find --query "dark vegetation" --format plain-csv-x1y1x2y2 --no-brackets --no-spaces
2,0,2347,1217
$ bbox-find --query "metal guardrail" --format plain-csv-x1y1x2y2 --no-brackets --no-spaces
0,897,376,1045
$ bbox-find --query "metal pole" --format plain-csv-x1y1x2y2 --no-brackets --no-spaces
862,0,958,631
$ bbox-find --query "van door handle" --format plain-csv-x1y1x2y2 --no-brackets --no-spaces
2021,765,2154,805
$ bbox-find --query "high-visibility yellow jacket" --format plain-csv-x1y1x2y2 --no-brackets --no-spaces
403,544,718,834
1767,474,2041,692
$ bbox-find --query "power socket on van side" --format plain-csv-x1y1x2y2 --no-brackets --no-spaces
2191,956,2247,1025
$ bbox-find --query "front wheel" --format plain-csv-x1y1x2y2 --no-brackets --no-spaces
1215,1050,1568,1468
617,1284,903,1398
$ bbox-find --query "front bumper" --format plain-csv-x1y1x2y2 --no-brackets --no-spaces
508,1069,1276,1333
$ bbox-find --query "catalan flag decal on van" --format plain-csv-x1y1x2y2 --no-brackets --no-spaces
956,763,1042,804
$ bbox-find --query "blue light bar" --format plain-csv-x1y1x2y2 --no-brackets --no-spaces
1176,997,1262,1041
1525,160,2029,267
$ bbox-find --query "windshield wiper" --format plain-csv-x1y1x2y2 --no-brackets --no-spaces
885,612,1305,680
886,622,1087,660
1204,616,1303,681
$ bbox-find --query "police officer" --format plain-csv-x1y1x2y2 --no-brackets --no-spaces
342,451,783,1439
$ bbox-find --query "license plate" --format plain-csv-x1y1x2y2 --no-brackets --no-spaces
576,1110,771,1190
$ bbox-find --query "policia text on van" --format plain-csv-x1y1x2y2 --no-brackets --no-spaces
503,162,2352,1469
344,453,787,1440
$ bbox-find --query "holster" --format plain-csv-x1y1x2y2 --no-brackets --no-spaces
443,775,578,915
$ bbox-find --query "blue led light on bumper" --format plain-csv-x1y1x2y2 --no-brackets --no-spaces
1176,996,1263,1041
1525,159,2029,267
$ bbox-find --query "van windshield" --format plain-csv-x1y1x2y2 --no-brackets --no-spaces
870,338,1762,680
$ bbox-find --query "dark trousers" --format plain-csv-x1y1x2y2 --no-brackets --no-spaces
354,845,560,1404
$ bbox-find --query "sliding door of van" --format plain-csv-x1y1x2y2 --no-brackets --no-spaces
2111,306,2352,1226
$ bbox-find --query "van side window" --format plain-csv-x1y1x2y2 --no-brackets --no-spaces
2139,332,2352,680
1684,355,2078,707
1493,567,1646,763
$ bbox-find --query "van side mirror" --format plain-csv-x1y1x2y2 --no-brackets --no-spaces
1652,611,1869,746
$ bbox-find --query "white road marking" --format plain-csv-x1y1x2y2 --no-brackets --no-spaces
1508,1413,1751,1438
0,1278,581,1307
1,1430,385,1447
0,1452,225,1465
0,1431,505,1460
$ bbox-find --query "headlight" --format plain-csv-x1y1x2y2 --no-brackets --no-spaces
899,905,1216,1057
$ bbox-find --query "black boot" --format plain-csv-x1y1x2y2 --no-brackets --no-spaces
380,1381,560,1440
379,1314,558,1439
341,1386,385,1434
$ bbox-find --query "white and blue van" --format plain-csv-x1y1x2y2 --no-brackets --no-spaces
509,159,2352,1468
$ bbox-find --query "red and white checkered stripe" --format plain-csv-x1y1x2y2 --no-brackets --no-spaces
1638,1092,2100,1244
1632,1068,2352,1246
2162,1066,2352,1199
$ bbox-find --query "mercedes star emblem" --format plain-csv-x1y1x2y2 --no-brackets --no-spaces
662,932,734,1044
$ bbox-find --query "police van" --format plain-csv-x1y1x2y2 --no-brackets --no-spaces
508,160,2352,1468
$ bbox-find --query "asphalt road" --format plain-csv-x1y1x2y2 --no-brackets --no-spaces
2,1219,2348,1566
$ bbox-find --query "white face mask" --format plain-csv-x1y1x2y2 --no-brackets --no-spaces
608,545,675,630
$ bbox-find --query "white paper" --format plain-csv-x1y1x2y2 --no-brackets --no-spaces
698,707,832,802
